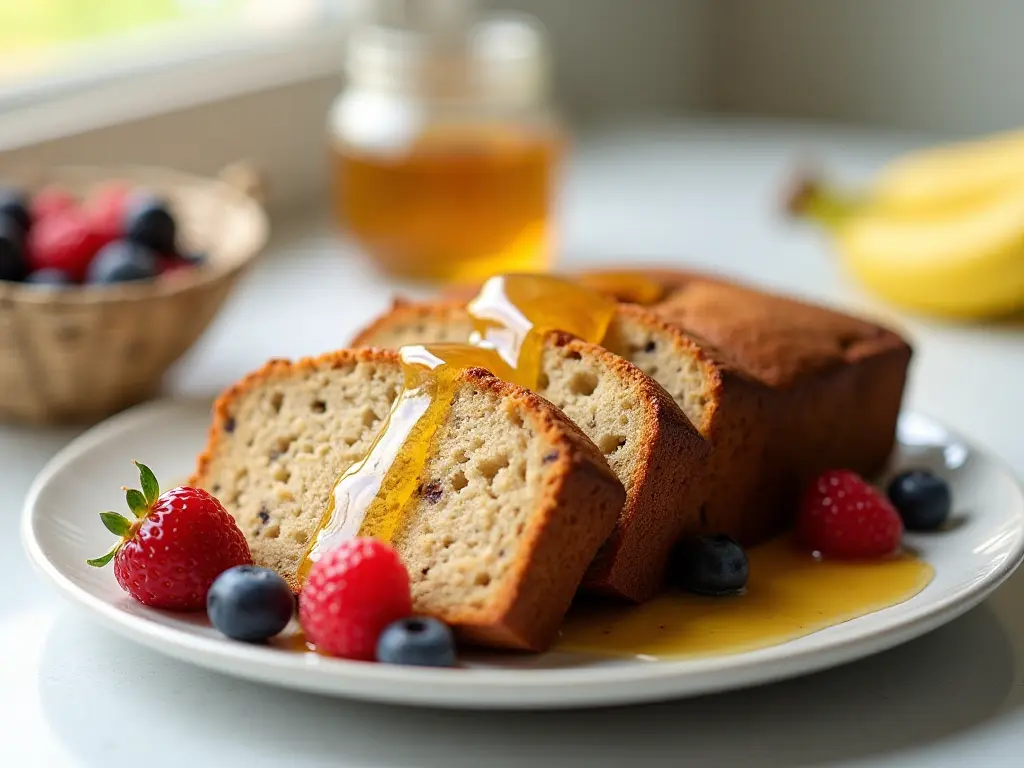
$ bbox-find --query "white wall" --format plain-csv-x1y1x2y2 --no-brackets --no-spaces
710,0,1024,135
485,0,711,120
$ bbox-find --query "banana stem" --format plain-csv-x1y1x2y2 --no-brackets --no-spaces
784,173,862,231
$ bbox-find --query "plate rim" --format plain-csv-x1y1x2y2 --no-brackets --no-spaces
21,399,1024,709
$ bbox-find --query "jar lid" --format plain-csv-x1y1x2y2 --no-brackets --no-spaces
345,4,551,106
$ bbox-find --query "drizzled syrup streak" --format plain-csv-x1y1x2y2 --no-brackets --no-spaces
298,274,617,582
466,273,618,386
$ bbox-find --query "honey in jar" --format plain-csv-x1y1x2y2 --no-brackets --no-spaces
329,1,563,283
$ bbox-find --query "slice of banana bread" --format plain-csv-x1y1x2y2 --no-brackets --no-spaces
351,303,760,601
599,305,779,545
191,348,624,651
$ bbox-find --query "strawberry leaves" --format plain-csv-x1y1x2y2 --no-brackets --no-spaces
136,460,159,506
86,547,118,568
125,489,148,519
100,511,133,537
88,461,162,568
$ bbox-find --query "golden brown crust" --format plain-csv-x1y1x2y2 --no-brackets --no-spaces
554,332,710,602
613,268,913,388
441,368,624,651
605,305,782,545
193,348,623,652
610,270,913,541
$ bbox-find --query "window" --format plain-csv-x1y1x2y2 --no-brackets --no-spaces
0,1,358,150
0,1,353,104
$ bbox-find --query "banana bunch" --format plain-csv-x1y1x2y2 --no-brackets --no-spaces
789,129,1024,319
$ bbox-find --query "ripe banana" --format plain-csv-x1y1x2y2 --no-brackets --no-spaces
872,129,1024,218
789,129,1024,320
836,189,1024,319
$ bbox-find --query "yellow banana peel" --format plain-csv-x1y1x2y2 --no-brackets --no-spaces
872,129,1024,218
837,190,1024,319
790,128,1024,319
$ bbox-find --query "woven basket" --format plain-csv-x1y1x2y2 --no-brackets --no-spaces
0,164,268,425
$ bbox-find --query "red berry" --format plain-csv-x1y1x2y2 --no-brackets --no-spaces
31,186,78,222
88,462,252,611
798,469,904,559
299,538,412,660
28,210,107,281
84,183,130,244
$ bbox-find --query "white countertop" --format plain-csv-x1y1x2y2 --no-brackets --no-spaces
4,118,1023,767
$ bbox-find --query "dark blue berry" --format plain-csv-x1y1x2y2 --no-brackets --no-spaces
86,240,159,284
207,565,294,643
0,217,27,282
0,188,31,235
668,534,749,596
25,268,74,287
124,194,177,253
887,469,951,531
376,616,457,667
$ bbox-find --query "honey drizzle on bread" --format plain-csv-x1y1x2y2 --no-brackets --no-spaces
191,348,624,651
350,281,711,602
299,275,622,584
298,345,518,579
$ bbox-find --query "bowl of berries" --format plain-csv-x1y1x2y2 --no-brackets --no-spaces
0,164,268,424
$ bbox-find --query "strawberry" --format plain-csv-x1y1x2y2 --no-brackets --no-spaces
798,469,904,559
88,461,252,611
299,538,412,660
27,210,107,282
31,186,78,223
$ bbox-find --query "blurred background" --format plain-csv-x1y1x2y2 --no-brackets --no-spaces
6,0,1024,193
5,0,1024,131
1,0,1023,424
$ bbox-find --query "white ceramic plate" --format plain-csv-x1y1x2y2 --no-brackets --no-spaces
22,400,1024,710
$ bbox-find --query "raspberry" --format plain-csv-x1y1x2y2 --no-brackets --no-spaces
84,182,130,244
299,538,412,660
88,462,252,611
28,210,107,282
31,186,78,222
798,469,904,559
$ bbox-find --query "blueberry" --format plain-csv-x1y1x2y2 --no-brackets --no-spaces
25,268,74,287
124,194,177,253
668,534,749,596
207,565,294,642
0,218,27,282
376,616,457,667
887,469,951,531
0,188,31,235
86,240,159,284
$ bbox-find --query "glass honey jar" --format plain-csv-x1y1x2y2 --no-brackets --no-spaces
328,0,564,284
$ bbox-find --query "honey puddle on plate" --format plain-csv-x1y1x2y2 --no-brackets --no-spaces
554,536,934,660
277,536,933,660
